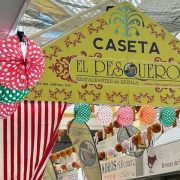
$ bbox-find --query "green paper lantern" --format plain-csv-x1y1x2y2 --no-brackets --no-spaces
159,107,176,127
74,103,91,124
0,85,29,103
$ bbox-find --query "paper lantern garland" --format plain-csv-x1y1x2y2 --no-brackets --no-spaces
0,85,29,103
74,103,91,123
96,105,113,126
117,107,134,126
159,107,176,127
139,105,156,125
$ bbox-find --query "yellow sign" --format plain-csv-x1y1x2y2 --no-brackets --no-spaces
70,57,180,88
26,2,180,107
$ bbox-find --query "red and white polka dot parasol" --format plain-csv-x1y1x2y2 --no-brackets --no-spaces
0,102,19,120
0,34,45,90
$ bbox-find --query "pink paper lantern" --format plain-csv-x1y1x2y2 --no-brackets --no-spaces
96,105,113,126
117,107,134,126
0,102,19,119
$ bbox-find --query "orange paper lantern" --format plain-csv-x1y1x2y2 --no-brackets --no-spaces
139,105,156,125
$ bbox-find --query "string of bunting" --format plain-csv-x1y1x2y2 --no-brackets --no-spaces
97,122,162,160
96,106,179,159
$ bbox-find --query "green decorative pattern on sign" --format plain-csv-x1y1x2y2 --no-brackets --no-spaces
109,5,144,36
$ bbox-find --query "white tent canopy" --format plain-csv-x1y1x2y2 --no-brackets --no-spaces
0,0,179,41
154,127,180,147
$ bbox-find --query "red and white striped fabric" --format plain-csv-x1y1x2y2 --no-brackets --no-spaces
0,100,67,180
